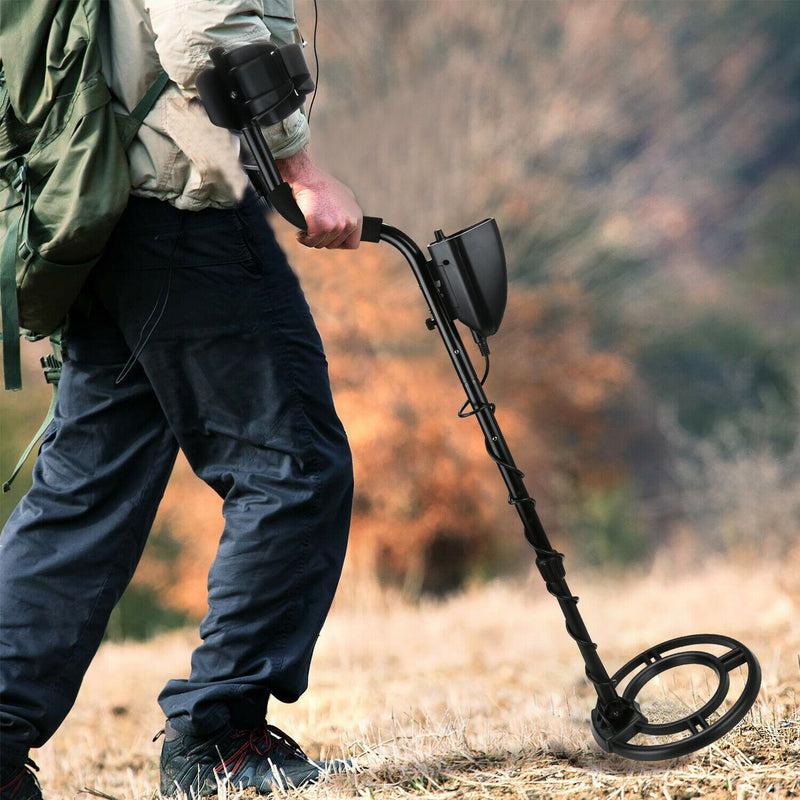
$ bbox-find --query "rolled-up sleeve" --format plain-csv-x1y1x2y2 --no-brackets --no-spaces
262,109,309,159
145,0,309,157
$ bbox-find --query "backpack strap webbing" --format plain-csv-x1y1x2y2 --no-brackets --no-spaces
1,205,23,390
124,70,170,145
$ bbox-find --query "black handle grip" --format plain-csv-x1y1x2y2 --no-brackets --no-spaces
267,182,308,231
360,216,383,243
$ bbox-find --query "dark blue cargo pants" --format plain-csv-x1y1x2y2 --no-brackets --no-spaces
0,192,353,767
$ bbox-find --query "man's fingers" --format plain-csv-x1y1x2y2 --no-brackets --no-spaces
297,216,361,250
326,218,362,249
298,227,340,249
340,225,362,250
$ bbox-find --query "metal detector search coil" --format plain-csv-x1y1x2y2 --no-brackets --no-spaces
592,633,761,760
197,41,762,763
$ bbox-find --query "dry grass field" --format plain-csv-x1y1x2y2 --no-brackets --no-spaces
29,554,800,800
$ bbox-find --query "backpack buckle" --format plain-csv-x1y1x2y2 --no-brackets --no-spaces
18,240,33,263
40,353,62,385
10,161,27,194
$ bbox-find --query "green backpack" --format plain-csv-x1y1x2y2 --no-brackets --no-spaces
0,0,167,392
0,0,167,489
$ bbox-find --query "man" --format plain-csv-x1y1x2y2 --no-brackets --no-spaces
0,1,360,797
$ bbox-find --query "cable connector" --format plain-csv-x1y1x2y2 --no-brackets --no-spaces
471,330,490,357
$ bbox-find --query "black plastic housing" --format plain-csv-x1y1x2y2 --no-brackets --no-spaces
428,218,507,337
196,42,314,132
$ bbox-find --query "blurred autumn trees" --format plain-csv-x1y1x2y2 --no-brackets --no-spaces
2,0,799,637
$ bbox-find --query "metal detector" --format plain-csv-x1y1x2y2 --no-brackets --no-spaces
196,42,762,762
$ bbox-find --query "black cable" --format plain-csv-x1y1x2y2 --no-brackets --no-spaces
457,354,491,418
454,352,524,480
306,0,319,124
115,222,183,384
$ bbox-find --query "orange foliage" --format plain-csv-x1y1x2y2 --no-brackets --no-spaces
151,473,224,615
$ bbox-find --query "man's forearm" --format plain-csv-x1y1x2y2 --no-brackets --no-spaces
275,146,315,184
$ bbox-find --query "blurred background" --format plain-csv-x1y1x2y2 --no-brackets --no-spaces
2,0,799,638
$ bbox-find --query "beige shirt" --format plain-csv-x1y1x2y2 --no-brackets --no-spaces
100,0,311,210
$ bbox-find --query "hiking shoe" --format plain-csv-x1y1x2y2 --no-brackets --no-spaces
0,759,42,800
159,720,334,796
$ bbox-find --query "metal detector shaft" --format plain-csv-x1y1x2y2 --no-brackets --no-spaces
199,40,762,760
378,224,620,709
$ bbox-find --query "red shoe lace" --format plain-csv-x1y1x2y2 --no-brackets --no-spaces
0,760,40,798
215,722,311,777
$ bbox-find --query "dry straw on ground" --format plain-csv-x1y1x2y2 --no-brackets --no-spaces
31,555,800,799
